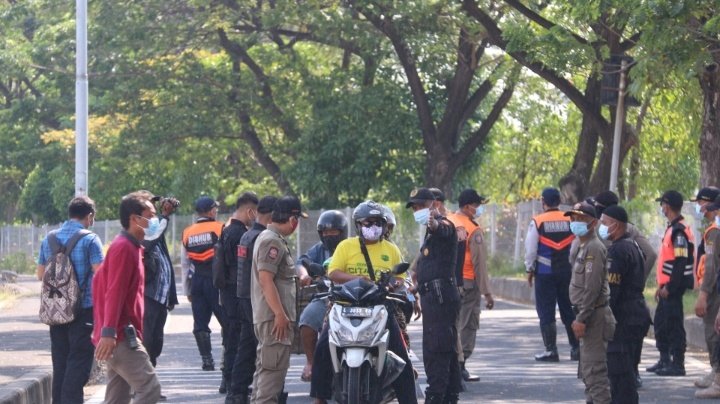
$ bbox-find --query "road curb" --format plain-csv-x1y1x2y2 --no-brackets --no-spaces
0,370,51,404
490,276,707,351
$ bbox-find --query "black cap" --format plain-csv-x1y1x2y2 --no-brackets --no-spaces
655,190,684,210
273,196,309,218
429,188,445,202
691,187,720,203
603,205,628,224
257,196,278,214
541,187,561,206
564,202,597,219
406,187,435,208
458,189,488,207
195,196,218,213
706,194,720,212
594,190,619,208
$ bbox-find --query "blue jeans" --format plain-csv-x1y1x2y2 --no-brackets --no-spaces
50,307,95,404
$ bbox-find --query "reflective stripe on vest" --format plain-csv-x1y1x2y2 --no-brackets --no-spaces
656,219,695,286
182,220,223,264
696,223,718,287
533,210,574,274
449,213,481,280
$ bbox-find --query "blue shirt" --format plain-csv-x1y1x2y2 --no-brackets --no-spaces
299,242,331,266
38,220,104,308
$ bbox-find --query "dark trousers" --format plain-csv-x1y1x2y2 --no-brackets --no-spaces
191,275,225,333
50,307,95,404
608,342,638,404
534,271,575,327
143,297,169,367
654,295,685,355
310,313,417,404
220,287,240,383
230,298,257,395
421,289,461,397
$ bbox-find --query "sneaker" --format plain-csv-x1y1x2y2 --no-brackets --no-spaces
696,382,720,399
695,371,716,388
570,347,579,361
655,364,686,376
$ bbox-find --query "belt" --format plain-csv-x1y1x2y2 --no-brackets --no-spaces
418,278,454,295
571,301,608,315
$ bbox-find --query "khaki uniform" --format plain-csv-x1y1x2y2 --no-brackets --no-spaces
701,227,720,369
250,224,297,404
458,228,491,358
569,232,613,404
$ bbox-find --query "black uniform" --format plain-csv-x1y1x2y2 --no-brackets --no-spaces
607,234,652,404
228,221,265,400
217,219,248,392
416,215,462,402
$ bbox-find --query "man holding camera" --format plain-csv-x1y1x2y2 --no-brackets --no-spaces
142,196,180,376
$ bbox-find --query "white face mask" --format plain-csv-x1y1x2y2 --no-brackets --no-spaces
696,203,703,217
361,225,384,241
716,215,720,227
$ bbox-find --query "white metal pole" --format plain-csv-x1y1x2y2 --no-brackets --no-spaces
609,59,627,194
75,0,89,196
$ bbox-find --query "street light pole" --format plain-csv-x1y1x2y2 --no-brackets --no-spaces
75,0,88,197
608,58,627,194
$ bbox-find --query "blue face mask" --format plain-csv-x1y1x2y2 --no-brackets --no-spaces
570,221,589,237
696,203,703,217
598,224,610,240
413,208,430,225
716,216,720,227
142,216,161,240
474,205,485,218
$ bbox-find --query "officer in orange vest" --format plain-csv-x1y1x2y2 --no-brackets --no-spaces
181,196,226,371
648,190,695,377
692,187,720,389
450,189,494,382
525,187,578,362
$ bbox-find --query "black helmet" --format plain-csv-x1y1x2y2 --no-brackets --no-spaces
317,210,349,240
352,201,387,224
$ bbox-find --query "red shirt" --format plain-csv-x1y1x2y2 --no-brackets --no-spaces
92,231,145,345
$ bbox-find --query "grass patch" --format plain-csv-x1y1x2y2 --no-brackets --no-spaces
0,252,36,275
488,254,526,279
0,289,18,310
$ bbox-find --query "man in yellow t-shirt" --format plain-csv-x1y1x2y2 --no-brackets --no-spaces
310,201,417,404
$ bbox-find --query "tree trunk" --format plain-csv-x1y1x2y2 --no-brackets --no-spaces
699,63,720,187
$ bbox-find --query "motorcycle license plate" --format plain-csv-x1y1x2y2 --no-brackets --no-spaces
341,307,372,318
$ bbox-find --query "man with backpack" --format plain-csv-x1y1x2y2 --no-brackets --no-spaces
37,195,104,404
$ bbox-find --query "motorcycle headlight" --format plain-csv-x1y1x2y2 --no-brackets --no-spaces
355,315,385,345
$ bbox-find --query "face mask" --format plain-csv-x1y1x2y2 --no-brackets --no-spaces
474,205,485,218
715,216,720,227
321,235,343,254
141,216,161,239
414,208,430,225
696,203,703,217
290,217,299,233
598,224,610,240
570,221,589,237
361,225,384,241
659,205,665,217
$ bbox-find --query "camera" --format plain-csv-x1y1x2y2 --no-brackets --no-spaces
152,196,180,209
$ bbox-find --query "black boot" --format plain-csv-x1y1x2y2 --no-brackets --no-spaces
565,323,580,361
461,362,480,382
646,351,670,373
656,351,686,376
443,393,459,404
225,393,249,404
277,391,288,404
194,331,215,371
424,392,444,404
219,374,228,394
535,323,559,362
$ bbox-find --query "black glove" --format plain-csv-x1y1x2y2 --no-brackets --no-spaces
301,258,326,278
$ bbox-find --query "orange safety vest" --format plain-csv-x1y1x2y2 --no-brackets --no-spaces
533,210,574,274
656,219,695,286
449,212,481,280
696,223,718,287
182,219,224,265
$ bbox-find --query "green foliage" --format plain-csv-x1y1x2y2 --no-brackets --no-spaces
0,252,35,275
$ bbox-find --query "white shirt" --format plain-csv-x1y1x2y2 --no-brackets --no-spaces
524,220,539,272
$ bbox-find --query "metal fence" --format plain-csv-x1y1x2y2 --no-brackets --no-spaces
0,201,706,273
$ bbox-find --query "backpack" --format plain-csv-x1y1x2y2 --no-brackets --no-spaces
39,229,92,326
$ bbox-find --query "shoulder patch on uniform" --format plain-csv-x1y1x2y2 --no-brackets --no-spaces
674,235,687,248
237,245,248,258
585,261,593,272
267,246,279,261
456,227,468,242
474,231,484,244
